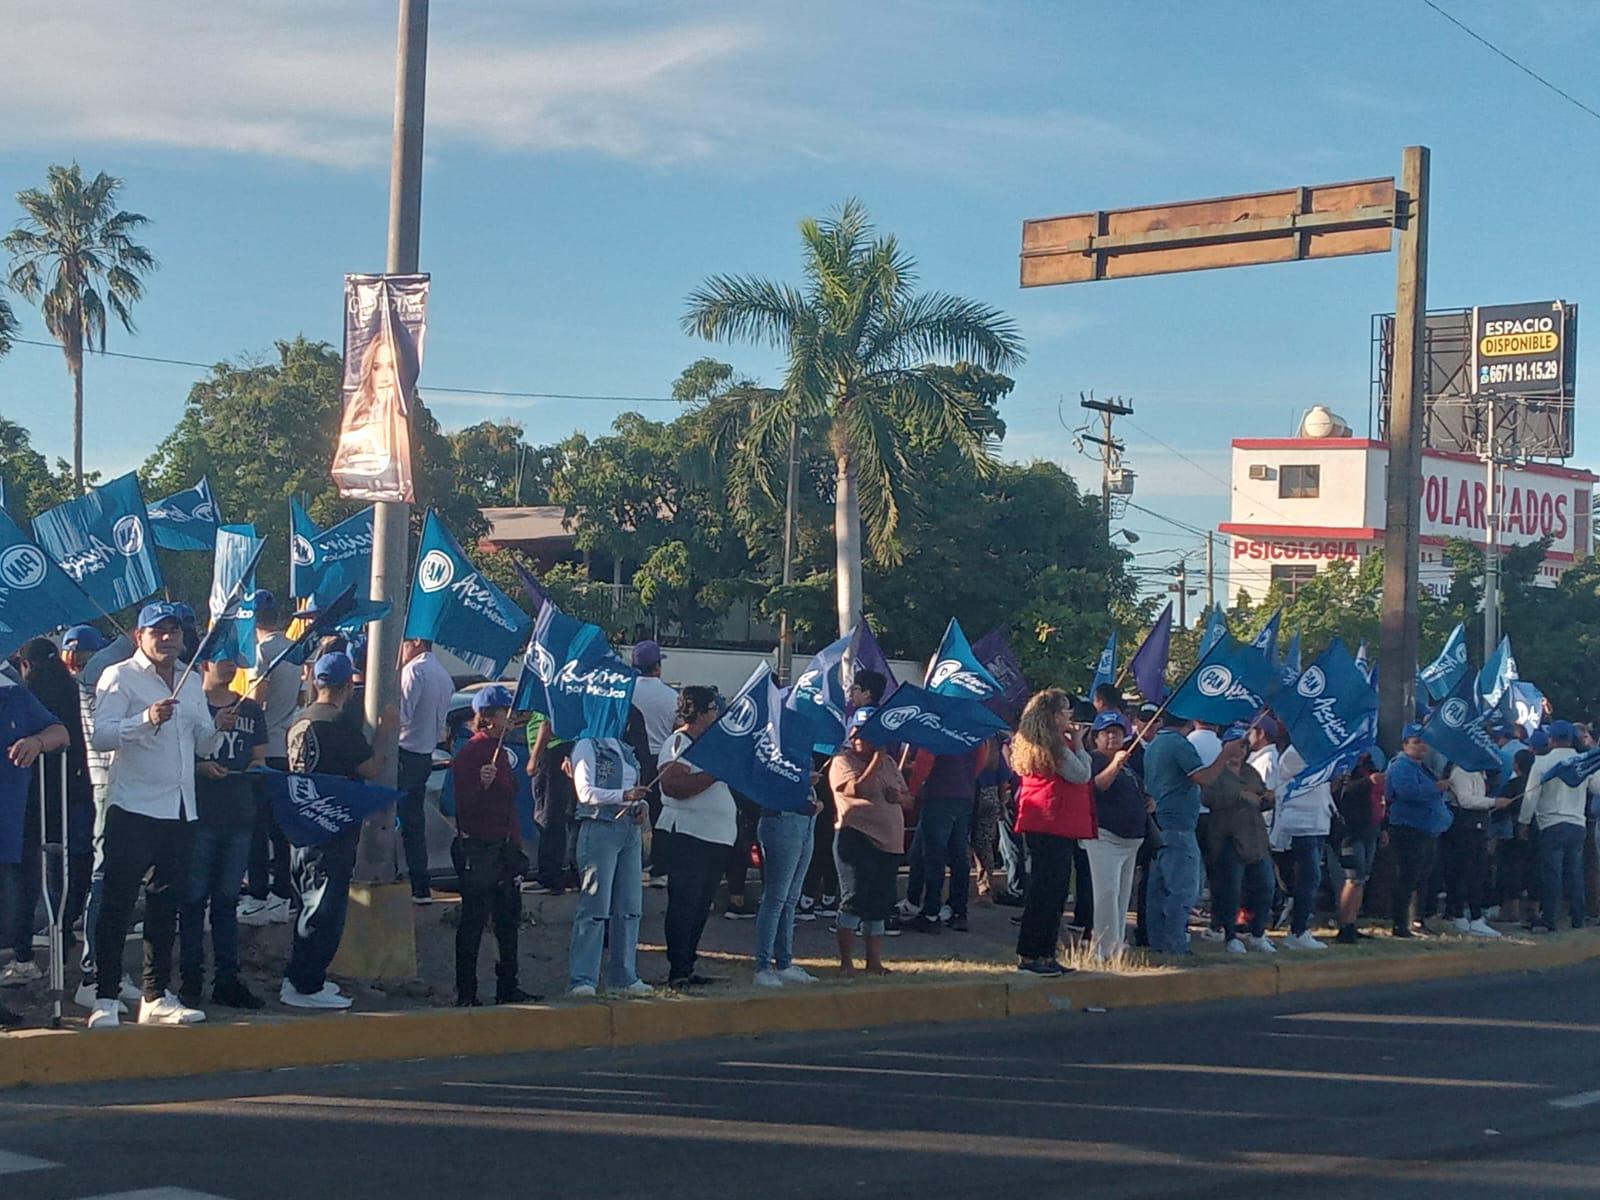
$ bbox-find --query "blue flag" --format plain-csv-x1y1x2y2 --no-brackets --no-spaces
1476,636,1517,713
405,510,530,678
204,525,265,667
856,682,1009,756
1270,638,1378,766
1282,631,1302,675
1353,639,1372,683
970,628,1029,722
1418,623,1468,703
1422,673,1502,773
0,509,101,658
1251,611,1281,660
1281,729,1378,801
926,618,1002,701
147,477,220,552
1503,681,1545,732
513,601,635,739
1129,602,1173,704
511,558,549,611
1090,630,1117,695
682,664,814,812
846,617,899,710
787,631,852,750
32,471,161,615
1167,633,1279,726
290,499,375,603
1199,607,1228,657
1542,746,1600,789
259,769,402,848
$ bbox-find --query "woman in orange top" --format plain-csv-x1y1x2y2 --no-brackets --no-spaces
827,708,912,977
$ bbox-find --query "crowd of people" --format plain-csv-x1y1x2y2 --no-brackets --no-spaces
3,610,1599,1029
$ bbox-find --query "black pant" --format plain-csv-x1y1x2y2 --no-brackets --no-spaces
94,807,193,1001
247,758,293,900
1389,826,1439,931
454,839,521,1002
1443,817,1489,920
1017,833,1073,961
285,826,358,995
1071,841,1094,931
660,829,724,981
725,801,759,898
535,743,576,886
804,775,839,900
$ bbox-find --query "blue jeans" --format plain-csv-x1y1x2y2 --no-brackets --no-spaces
1147,830,1202,953
1538,821,1586,929
285,827,357,995
918,795,972,920
1289,835,1323,936
568,817,642,990
755,812,814,972
179,822,253,987
397,749,434,898
1213,842,1274,940
80,784,109,982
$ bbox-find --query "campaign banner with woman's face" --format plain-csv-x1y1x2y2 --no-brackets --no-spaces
333,273,429,503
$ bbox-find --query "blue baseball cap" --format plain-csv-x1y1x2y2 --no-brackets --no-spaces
631,640,665,669
1402,722,1426,742
137,601,184,629
1548,719,1576,742
172,602,197,627
313,652,355,686
62,625,107,653
472,684,514,712
1221,723,1251,744
1530,729,1551,751
1091,710,1128,733
251,588,279,615
846,706,877,738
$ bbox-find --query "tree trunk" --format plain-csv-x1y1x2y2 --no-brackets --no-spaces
70,348,85,493
834,447,862,638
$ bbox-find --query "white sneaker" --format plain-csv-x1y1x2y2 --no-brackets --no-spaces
895,898,917,920
1484,905,1502,920
264,895,295,924
1283,932,1327,950
777,965,818,984
1199,927,1227,943
753,970,785,988
279,979,352,1009
938,904,953,924
411,894,433,907
1245,934,1278,954
1468,917,1503,938
86,998,122,1030
138,991,206,1025
1225,938,1248,954
0,960,42,987
117,975,143,1003
74,981,129,1014
1452,916,1472,934
612,980,653,998
568,984,598,999
236,898,272,926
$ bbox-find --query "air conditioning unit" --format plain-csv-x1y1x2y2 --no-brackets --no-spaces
1248,464,1274,481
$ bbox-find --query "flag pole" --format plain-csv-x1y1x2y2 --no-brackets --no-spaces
1130,632,1235,744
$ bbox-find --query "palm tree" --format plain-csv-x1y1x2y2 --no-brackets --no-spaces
5,163,157,492
684,199,1024,636
0,295,15,357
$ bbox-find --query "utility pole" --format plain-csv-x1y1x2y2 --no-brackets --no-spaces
776,421,800,684
338,0,427,978
1080,393,1133,544
1481,395,1501,660
1168,559,1189,630
1205,535,1216,615
1378,146,1429,753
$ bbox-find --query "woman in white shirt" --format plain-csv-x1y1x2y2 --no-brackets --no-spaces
1271,742,1335,951
1442,764,1503,937
567,730,653,998
655,687,737,989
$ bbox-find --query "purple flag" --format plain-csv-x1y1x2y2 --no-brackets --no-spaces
512,557,549,611
847,617,899,712
971,629,1029,722
1129,601,1173,703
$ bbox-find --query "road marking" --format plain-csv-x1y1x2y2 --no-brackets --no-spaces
1550,1089,1600,1109
78,1190,235,1200
0,1151,59,1175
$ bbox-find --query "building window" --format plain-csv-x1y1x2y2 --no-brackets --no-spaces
1278,464,1320,499
1270,564,1318,600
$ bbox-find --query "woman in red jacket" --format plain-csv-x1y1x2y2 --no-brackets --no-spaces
450,686,537,1007
1011,689,1095,977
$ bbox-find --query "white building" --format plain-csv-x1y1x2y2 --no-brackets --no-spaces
1223,410,1595,605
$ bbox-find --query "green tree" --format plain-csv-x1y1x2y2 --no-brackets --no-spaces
5,164,157,491
446,419,556,507
0,415,81,520
683,198,1024,636
0,293,15,356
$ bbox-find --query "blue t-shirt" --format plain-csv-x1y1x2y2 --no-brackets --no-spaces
1143,728,1204,833
0,684,63,864
197,698,267,826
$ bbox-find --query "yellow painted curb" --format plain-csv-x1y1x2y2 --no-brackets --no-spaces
3,933,1596,1091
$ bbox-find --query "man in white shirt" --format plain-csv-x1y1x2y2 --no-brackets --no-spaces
239,591,300,925
398,638,454,902
1519,719,1596,931
88,602,231,1030
630,641,678,757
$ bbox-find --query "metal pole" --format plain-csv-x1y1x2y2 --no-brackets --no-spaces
1378,146,1429,753
1205,535,1216,615
776,420,800,684
1175,560,1188,630
1101,408,1113,546
1482,396,1500,659
361,0,428,871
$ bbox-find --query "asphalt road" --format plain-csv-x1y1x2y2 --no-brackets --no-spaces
3,964,1600,1200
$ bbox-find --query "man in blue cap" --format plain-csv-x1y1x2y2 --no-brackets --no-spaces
87,602,233,1029
1385,722,1453,938
1518,718,1593,931
281,652,396,1008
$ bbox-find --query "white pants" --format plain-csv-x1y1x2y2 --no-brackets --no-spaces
1083,829,1143,960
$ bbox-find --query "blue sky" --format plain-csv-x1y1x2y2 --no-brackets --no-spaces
2,0,1598,611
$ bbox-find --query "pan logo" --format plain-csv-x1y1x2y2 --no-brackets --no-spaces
721,696,759,736
1197,665,1234,697
0,545,47,590
417,549,455,593
1296,667,1327,699
291,534,316,567
532,641,556,683
1439,697,1470,728
113,515,144,557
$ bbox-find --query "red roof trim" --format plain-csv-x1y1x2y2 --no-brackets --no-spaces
1219,523,1382,540
1230,438,1597,482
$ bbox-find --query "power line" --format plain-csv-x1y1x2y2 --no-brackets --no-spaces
1420,0,1600,125
8,335,680,405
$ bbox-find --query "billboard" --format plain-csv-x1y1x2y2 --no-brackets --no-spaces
1473,300,1567,398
